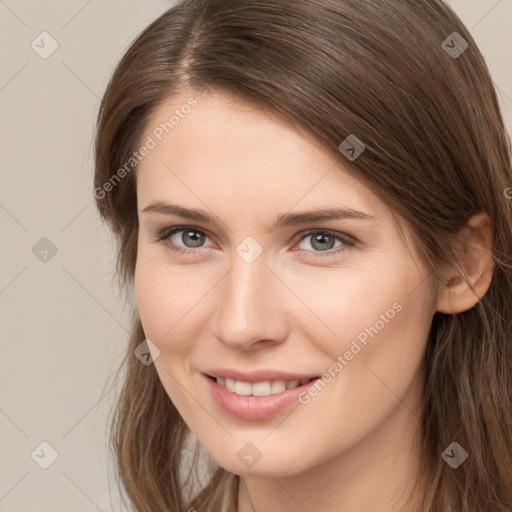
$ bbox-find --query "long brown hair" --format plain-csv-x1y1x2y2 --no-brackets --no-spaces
93,1,512,510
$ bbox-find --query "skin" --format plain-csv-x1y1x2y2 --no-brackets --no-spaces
134,89,494,511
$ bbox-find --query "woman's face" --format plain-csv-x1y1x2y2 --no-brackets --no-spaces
134,89,436,476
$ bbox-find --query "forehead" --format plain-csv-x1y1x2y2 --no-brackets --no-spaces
135,89,380,217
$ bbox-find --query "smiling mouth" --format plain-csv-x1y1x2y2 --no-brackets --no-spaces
206,375,319,397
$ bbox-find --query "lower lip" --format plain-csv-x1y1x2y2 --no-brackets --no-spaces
204,374,320,420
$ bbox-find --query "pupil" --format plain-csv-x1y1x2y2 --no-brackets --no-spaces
184,230,204,247
313,233,334,251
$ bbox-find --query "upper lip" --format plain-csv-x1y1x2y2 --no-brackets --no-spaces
203,368,319,383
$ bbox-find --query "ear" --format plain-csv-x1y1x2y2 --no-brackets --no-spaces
435,212,495,314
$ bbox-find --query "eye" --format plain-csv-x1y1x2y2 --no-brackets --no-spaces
294,229,355,257
155,226,214,255
154,226,355,257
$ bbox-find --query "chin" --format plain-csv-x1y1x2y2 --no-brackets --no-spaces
206,446,319,478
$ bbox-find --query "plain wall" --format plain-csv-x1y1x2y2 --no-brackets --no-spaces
1,1,511,510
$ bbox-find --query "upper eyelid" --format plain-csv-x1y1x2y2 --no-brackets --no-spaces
159,225,214,243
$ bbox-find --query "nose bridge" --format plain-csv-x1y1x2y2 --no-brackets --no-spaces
213,250,286,349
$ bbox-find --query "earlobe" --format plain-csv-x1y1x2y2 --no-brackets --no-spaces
435,212,495,314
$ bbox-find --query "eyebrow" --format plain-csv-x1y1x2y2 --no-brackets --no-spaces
140,201,375,230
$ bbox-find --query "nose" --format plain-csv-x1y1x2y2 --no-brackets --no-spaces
212,251,289,351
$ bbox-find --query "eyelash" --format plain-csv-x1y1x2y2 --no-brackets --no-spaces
153,225,355,258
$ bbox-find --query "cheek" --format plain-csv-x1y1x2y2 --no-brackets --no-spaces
293,257,429,362
134,251,181,353
134,255,199,406
282,277,432,464
134,262,170,341
298,258,432,414
134,250,216,364
337,266,432,378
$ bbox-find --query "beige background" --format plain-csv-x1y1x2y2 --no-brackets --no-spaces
0,1,511,510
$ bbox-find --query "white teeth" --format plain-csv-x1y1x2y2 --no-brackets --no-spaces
234,381,252,395
271,380,287,394
286,380,300,389
225,378,236,392
215,377,311,396
252,381,272,396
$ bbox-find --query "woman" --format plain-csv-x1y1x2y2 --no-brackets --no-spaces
93,0,512,510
